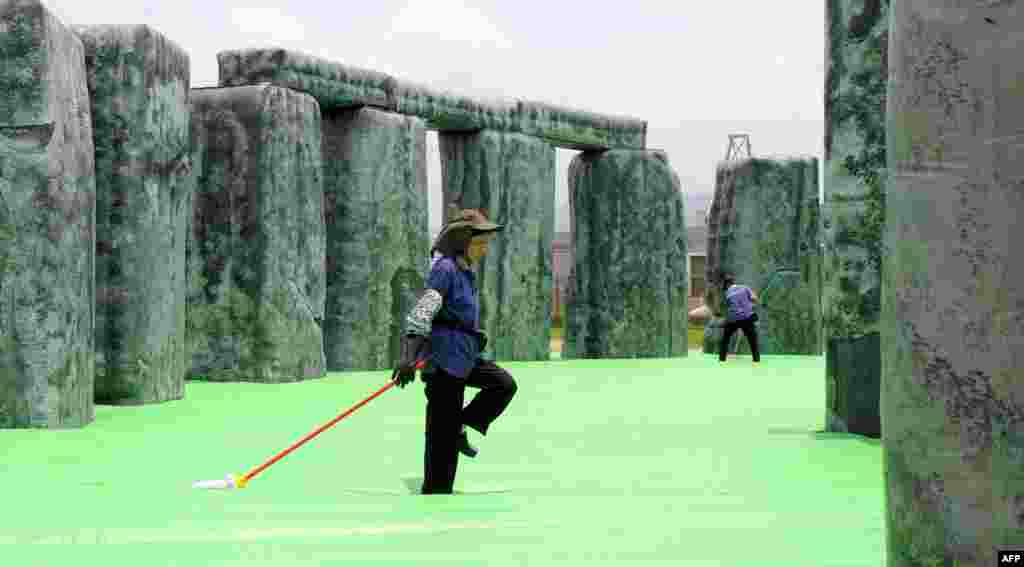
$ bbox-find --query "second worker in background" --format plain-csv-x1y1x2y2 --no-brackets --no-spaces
719,273,761,363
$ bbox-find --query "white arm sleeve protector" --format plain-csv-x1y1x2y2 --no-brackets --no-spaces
405,289,443,336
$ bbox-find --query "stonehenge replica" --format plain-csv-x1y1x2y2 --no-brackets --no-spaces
78,24,193,404
566,149,689,358
0,2,97,427
701,1,1023,561
440,129,557,362
824,0,887,441
0,0,689,428
3,0,1023,560
883,1,1024,563
188,84,327,384
702,156,822,357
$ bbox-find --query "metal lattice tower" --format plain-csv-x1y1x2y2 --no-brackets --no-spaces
724,134,752,161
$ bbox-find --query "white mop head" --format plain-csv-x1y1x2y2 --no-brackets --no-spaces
192,474,237,490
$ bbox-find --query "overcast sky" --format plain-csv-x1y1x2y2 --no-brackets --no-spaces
46,0,825,231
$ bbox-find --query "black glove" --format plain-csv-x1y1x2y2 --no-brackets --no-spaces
393,334,426,388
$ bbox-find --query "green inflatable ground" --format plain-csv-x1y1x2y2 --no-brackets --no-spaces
1,352,884,565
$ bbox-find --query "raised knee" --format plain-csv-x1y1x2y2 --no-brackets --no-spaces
505,375,518,397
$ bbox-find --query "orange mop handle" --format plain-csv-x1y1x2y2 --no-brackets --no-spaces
240,359,426,484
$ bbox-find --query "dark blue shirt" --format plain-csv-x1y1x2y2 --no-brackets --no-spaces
725,285,754,322
427,256,481,378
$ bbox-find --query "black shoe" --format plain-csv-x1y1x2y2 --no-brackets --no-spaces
457,430,478,458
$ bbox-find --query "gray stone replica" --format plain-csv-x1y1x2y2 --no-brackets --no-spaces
76,24,192,405
187,85,325,382
214,47,661,369
0,10,673,426
565,150,688,359
216,48,646,151
218,49,392,109
703,157,822,356
514,100,645,151
823,0,887,439
389,79,516,132
884,2,1024,563
321,107,429,371
0,0,96,427
440,130,556,362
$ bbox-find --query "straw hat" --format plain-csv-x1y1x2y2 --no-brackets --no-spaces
431,206,504,256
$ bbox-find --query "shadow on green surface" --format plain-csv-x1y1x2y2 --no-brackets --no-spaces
327,478,516,496
764,427,881,447
399,476,513,495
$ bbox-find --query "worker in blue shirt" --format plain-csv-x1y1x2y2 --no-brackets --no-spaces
393,207,518,495
719,273,761,363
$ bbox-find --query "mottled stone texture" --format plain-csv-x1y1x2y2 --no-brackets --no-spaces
322,107,428,371
0,0,96,427
218,49,391,109
439,130,555,362
824,0,888,438
565,150,687,359
390,79,516,132
188,85,325,383
76,24,192,405
216,48,647,151
702,157,822,356
515,101,646,151
884,3,1024,563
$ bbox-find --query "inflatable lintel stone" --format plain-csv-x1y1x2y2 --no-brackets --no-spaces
217,48,391,109
214,47,647,150
389,78,517,132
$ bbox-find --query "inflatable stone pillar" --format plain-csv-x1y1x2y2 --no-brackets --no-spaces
0,0,97,428
76,24,192,405
322,107,428,371
439,130,555,362
823,0,888,438
187,85,326,383
566,149,687,359
884,3,1024,563
702,157,822,357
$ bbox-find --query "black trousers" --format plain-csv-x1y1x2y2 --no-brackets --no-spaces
719,316,761,362
421,359,517,495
